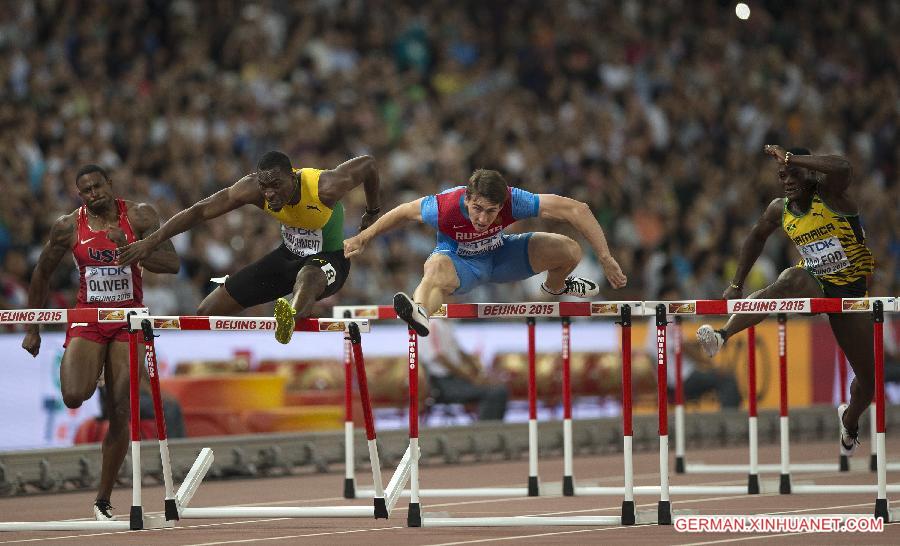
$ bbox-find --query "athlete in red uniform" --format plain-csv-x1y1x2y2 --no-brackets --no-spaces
21,165,179,519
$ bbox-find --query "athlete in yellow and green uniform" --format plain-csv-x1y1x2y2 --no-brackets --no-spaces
119,151,381,344
695,145,877,458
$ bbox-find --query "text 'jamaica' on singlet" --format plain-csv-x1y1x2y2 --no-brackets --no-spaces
263,167,344,257
420,186,540,257
782,193,874,285
73,198,144,306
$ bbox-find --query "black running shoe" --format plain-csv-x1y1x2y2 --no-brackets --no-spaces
94,499,114,520
393,292,430,337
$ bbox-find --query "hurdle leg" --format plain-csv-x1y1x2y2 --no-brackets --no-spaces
673,317,685,474
139,321,178,520
407,328,422,527
873,302,889,521
561,317,574,496
127,332,143,530
777,315,791,494
620,306,635,524
747,326,760,494
654,305,671,525
342,317,356,499
871,404,878,472
347,323,386,518
526,317,539,496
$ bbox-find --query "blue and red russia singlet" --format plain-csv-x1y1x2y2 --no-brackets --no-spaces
420,186,540,256
66,199,143,346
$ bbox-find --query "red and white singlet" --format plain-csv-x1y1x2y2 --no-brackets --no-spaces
72,198,143,308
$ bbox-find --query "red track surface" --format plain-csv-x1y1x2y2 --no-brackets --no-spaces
1,438,898,545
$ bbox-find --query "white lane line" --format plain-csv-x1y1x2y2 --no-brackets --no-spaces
426,526,630,546
185,526,406,546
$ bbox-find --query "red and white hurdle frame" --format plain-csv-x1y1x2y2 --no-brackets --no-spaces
130,313,406,520
0,308,177,532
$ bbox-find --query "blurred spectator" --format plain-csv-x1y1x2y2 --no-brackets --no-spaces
0,1,896,314
418,318,508,421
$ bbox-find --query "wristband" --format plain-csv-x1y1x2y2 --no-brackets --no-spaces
364,207,380,215
783,151,792,165
729,283,742,290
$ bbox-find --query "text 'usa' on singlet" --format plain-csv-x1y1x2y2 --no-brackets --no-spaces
782,194,874,285
73,199,144,306
421,186,540,257
263,167,344,257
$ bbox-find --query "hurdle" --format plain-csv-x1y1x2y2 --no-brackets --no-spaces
677,298,899,484
650,297,897,522
139,314,403,520
337,301,648,502
0,308,176,532
838,348,892,473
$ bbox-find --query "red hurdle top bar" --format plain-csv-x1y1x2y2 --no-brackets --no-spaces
0,307,147,324
127,315,370,333
334,297,896,320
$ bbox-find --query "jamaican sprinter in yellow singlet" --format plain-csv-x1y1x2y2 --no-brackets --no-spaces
695,146,878,460
119,151,382,344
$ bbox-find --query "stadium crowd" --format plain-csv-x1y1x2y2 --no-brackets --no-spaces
0,0,897,318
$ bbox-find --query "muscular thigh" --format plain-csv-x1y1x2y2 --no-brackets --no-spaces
424,252,464,293
771,267,825,298
60,337,109,399
526,232,578,273
103,340,147,409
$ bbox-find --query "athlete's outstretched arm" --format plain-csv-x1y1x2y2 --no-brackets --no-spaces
127,202,180,274
343,198,424,258
537,193,627,289
723,198,783,300
318,155,382,230
22,215,75,356
118,176,259,266
764,145,852,195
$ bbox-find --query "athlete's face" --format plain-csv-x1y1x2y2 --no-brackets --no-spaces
464,194,502,232
778,164,816,201
76,172,114,212
258,168,297,211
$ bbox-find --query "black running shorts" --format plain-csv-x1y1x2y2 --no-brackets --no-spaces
224,245,350,308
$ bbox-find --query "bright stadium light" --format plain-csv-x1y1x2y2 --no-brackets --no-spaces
735,3,751,20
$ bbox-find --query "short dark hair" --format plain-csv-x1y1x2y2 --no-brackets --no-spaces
257,151,293,174
75,164,109,185
787,147,811,156
466,169,508,205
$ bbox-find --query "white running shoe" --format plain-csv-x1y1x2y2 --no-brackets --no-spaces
541,276,600,298
837,403,860,457
696,325,726,357
393,292,430,337
94,499,114,521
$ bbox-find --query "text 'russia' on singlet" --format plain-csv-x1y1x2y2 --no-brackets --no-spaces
73,199,144,306
263,167,345,256
782,194,874,285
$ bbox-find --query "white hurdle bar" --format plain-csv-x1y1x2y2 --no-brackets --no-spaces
0,308,178,533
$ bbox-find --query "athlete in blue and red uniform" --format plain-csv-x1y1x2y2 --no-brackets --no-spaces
344,168,627,335
22,165,178,520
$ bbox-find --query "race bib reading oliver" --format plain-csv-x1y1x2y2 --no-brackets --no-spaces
799,236,850,276
282,225,323,257
86,265,134,303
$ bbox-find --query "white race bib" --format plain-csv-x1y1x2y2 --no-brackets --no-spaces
799,236,850,275
282,225,323,257
85,266,134,303
456,232,504,257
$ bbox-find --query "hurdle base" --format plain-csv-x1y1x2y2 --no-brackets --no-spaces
658,500,672,526
621,500,635,525
675,456,685,474
527,476,539,497
779,473,792,494
747,474,759,494
164,498,179,521
129,505,143,530
839,454,849,472
875,498,889,522
344,478,356,499
408,502,422,527
562,476,574,497
374,497,388,519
